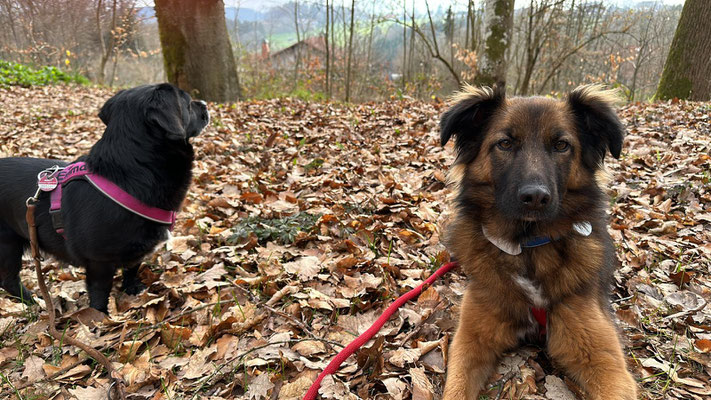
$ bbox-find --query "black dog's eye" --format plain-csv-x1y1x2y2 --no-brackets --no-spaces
553,140,570,152
497,139,514,151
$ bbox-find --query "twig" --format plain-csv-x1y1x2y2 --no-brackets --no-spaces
189,338,344,400
26,203,126,400
265,283,300,307
0,371,23,400
396,300,444,347
132,298,238,338
492,370,518,400
663,297,707,320
230,282,337,353
9,357,86,392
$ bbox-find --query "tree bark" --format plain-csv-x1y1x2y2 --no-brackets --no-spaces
345,0,355,102
325,0,330,98
154,0,240,102
402,0,407,89
292,0,301,92
96,0,117,85
475,0,515,88
330,2,336,97
656,0,711,101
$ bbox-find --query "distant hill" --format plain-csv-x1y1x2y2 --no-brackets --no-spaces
136,6,264,22
226,7,264,22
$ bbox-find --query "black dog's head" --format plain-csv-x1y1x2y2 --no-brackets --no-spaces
99,83,209,141
441,84,624,224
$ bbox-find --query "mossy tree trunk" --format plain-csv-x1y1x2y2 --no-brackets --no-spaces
154,0,240,102
474,0,515,88
656,0,711,101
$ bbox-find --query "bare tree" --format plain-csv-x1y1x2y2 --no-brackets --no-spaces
345,0,355,101
325,0,330,98
96,0,117,85
393,0,460,86
292,0,302,90
401,0,407,88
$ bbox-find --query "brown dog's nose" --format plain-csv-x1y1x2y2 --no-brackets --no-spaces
519,185,551,210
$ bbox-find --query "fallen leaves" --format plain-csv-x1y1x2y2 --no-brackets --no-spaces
0,86,709,399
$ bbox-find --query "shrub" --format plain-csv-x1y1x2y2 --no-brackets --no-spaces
0,60,90,88
228,212,322,245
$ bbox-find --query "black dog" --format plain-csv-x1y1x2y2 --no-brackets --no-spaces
0,83,209,313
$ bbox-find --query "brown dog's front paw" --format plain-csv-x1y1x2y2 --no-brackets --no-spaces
443,375,479,400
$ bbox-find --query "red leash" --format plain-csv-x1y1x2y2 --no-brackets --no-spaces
302,261,458,400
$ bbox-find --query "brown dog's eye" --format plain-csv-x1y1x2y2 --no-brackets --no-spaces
497,139,513,151
553,140,570,152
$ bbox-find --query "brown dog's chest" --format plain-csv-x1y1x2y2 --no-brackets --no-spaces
508,240,602,306
512,273,548,308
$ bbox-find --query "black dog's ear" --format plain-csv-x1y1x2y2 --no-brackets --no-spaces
440,84,505,160
98,89,125,125
146,84,186,140
566,85,625,168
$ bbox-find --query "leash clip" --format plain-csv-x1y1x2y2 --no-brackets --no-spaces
26,190,41,207
28,165,65,206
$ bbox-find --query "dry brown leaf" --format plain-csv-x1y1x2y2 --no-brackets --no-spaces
21,355,45,382
68,384,110,400
246,373,275,399
409,366,434,400
283,256,321,281
292,340,327,357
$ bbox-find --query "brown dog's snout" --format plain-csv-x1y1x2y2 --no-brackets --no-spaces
518,184,551,211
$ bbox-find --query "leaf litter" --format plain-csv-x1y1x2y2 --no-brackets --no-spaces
0,85,709,399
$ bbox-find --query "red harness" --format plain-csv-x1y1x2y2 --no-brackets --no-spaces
531,306,548,336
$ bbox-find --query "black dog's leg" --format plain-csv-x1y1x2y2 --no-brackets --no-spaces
85,262,117,314
0,225,35,304
121,263,146,295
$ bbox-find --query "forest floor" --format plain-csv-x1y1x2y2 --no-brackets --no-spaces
0,85,710,400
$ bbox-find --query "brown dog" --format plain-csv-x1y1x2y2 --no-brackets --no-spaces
440,85,636,399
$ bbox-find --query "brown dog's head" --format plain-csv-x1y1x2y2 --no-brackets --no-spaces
440,84,624,225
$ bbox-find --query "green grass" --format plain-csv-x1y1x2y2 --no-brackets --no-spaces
0,60,89,88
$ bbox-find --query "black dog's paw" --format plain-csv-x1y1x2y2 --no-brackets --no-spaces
120,264,147,295
122,281,147,296
1,283,36,305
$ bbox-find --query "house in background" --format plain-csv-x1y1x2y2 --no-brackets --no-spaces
267,35,327,70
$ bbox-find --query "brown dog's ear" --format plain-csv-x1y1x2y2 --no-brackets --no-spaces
146,84,186,140
566,85,625,168
440,84,505,161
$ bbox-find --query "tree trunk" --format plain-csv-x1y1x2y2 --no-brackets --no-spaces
292,0,301,92
325,0,330,98
465,0,471,51
475,0,515,88
330,2,336,97
96,0,117,85
656,0,711,101
154,0,240,102
345,0,355,102
401,0,407,88
2,0,20,49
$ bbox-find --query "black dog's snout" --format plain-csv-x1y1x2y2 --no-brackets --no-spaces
519,185,551,211
192,100,209,123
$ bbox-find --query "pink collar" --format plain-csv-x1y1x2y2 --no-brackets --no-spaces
41,162,176,235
